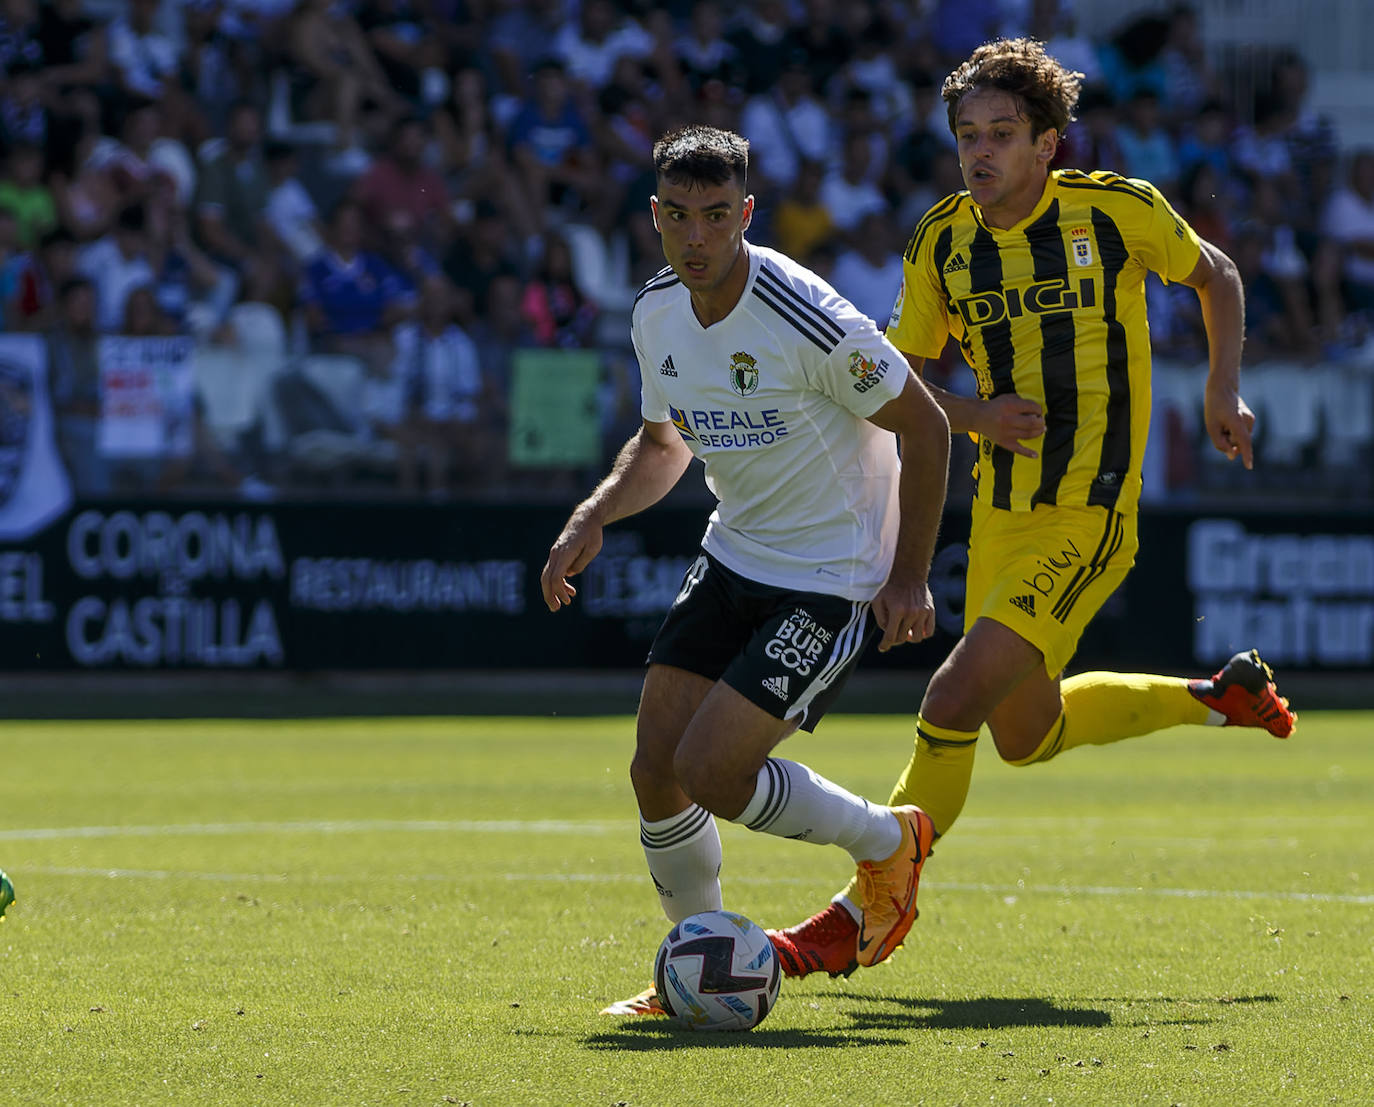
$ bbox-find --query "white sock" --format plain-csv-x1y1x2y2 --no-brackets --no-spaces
832,893,861,924
640,804,723,923
731,757,901,864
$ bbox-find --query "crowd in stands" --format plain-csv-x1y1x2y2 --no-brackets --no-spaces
4,0,1373,503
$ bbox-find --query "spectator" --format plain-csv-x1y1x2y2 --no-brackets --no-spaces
1323,150,1374,321
770,157,834,267
467,269,534,418
287,0,408,168
0,207,27,309
1115,88,1179,196
441,198,524,327
1178,160,1233,254
675,0,739,95
47,275,105,493
298,197,414,371
1232,91,1301,214
829,208,904,328
552,0,653,96
146,198,237,336
120,282,176,337
1177,97,1236,181
76,202,155,333
833,19,910,133
1230,221,1302,362
86,97,186,210
485,0,570,106
737,49,831,195
1035,0,1103,88
1156,2,1212,123
520,231,598,348
1096,10,1170,104
11,224,77,327
107,0,179,101
353,115,452,253
0,59,51,152
819,129,887,236
262,140,323,267
783,0,852,95
34,0,109,137
724,0,792,97
1055,83,1124,173
505,57,600,228
194,100,271,274
50,127,120,242
356,0,450,109
366,274,495,497
0,142,56,248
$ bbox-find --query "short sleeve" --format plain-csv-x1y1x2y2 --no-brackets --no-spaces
632,312,669,423
814,312,908,419
885,249,950,360
1129,177,1202,284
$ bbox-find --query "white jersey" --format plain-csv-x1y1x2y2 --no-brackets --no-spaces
633,243,908,601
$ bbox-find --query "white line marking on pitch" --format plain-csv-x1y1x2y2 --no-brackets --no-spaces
0,819,621,841
17,866,1373,906
2,814,1368,843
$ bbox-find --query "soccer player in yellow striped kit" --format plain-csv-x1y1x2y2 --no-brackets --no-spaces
768,37,1296,979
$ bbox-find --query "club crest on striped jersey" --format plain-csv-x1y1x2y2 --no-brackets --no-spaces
728,350,759,396
1070,226,1093,267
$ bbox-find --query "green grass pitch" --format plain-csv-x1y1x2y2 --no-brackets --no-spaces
0,711,1371,1105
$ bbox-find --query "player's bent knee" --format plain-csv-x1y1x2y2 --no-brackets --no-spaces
989,725,1045,765
629,746,677,796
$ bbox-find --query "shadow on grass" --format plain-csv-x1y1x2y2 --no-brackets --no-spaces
581,993,1280,1048
839,992,1279,1032
841,994,1112,1031
583,1025,908,1050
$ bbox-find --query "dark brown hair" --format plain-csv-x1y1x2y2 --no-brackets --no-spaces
652,125,749,190
943,38,1084,140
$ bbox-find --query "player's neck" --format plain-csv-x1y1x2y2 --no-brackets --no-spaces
979,171,1051,230
689,243,751,328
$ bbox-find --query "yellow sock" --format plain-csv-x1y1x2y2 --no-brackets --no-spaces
1036,671,1210,761
887,715,979,838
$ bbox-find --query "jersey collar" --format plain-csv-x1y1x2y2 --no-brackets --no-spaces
971,171,1059,235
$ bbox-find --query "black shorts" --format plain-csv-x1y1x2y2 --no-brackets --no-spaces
647,551,877,732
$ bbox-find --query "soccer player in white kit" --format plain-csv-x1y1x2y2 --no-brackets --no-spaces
540,125,951,1013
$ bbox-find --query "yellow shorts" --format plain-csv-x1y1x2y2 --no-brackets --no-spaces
964,499,1139,679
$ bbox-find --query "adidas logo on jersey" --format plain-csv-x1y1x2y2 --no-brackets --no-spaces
762,675,790,699
943,251,969,275
659,355,677,377
1009,594,1037,616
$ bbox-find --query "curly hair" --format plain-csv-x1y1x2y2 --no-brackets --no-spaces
942,38,1084,140
652,125,749,190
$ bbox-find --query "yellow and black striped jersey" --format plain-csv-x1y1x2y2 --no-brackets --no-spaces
887,168,1202,515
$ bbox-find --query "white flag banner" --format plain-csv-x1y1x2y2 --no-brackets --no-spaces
0,332,71,541
97,335,196,459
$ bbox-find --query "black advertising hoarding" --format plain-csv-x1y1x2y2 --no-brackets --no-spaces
0,502,1370,674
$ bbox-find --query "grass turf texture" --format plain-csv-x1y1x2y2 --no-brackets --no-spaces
0,713,1370,1106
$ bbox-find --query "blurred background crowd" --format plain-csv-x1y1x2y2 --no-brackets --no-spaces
6,0,1374,506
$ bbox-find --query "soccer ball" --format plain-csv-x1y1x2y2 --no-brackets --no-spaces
653,909,781,1031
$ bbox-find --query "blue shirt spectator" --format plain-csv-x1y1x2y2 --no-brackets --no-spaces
300,199,414,338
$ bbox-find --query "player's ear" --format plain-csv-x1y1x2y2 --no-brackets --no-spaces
741,194,754,231
1036,128,1059,166
650,195,660,232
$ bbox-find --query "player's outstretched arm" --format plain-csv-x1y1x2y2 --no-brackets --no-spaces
866,371,951,652
902,353,1045,458
1182,237,1255,469
540,421,693,612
